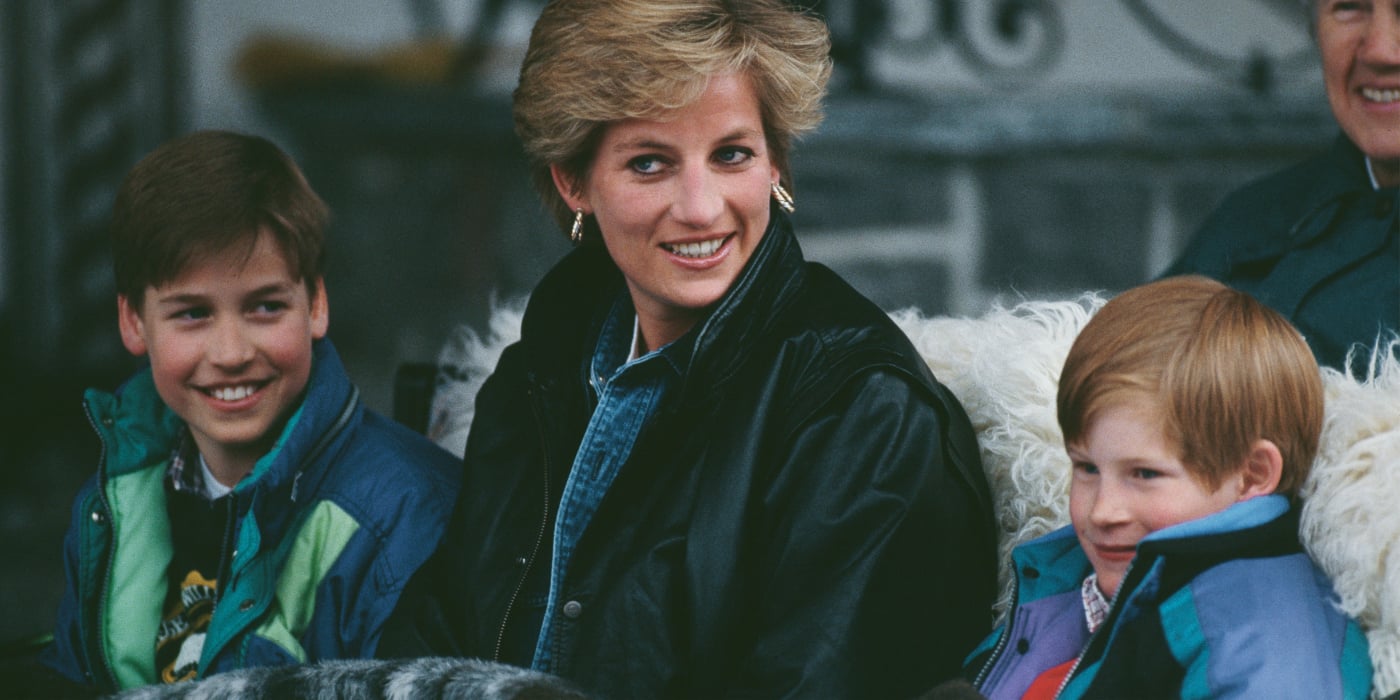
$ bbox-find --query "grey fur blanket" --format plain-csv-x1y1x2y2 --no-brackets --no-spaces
107,657,588,700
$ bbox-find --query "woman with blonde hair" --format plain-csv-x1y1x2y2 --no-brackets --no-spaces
380,1,998,697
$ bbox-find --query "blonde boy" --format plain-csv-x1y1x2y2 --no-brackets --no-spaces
966,275,1372,699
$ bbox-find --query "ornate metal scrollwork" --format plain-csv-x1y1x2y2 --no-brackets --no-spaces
408,0,1314,95
815,0,1067,91
1120,0,1315,94
936,0,1067,84
813,0,1312,94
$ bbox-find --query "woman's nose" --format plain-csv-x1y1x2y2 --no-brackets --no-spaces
670,168,724,228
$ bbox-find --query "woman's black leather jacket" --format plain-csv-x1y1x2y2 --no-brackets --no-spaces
380,210,998,699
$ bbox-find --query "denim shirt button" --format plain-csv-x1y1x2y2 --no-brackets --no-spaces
562,600,583,619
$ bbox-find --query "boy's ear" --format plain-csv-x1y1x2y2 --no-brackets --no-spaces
117,295,149,357
309,277,329,340
1236,439,1283,500
549,164,586,213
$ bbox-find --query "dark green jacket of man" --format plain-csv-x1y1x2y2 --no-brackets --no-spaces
1168,134,1399,372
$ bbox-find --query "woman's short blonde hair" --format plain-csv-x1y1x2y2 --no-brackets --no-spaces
513,0,832,234
1057,275,1324,497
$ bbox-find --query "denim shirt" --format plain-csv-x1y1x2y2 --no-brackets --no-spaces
532,295,689,671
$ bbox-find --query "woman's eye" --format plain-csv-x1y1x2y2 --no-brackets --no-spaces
629,155,664,175
1073,461,1099,476
1132,468,1163,480
716,146,752,165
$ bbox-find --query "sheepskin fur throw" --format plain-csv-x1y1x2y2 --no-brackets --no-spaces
428,298,528,458
1300,342,1400,698
109,657,588,700
430,299,1400,697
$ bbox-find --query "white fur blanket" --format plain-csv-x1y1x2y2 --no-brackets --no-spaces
1300,342,1400,698
428,298,529,455
431,298,1400,697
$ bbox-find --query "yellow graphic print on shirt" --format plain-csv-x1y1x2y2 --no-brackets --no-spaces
155,570,217,683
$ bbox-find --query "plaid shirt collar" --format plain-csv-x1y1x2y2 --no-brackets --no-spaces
166,428,207,496
1081,573,1111,634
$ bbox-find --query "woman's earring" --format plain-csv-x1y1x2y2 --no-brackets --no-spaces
771,182,795,214
570,208,585,244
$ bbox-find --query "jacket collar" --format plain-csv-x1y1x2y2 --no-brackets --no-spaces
520,204,807,398
682,205,806,394
1318,134,1373,201
86,367,186,480
1234,134,1377,264
1295,133,1377,232
1015,496,1299,603
245,339,360,502
1135,494,1301,561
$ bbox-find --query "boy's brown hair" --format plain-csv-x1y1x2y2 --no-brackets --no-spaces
111,130,328,307
1057,275,1323,496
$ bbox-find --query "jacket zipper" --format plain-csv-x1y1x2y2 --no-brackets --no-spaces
1052,559,1139,700
972,577,1019,689
201,387,356,672
213,495,237,607
493,384,553,661
199,490,238,675
296,388,359,480
81,401,122,692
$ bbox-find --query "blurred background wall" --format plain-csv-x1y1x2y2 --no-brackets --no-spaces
1,0,1330,645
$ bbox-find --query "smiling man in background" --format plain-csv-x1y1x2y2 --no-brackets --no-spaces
1167,0,1399,372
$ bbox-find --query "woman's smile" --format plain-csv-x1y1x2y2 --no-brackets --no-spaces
661,233,734,262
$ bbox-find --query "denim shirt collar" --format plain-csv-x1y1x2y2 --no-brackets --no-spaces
517,205,804,407
590,292,694,393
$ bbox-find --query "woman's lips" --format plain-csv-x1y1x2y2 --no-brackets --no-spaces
662,233,734,267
